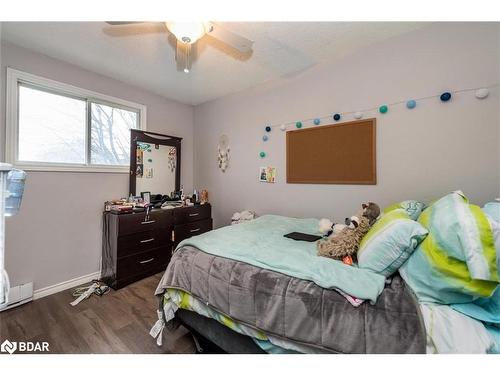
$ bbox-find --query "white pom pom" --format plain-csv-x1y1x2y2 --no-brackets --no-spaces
280,124,286,131
475,88,489,99
354,112,363,119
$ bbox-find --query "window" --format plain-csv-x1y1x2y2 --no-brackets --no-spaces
6,68,146,172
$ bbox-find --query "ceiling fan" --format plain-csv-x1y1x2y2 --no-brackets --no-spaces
105,22,253,73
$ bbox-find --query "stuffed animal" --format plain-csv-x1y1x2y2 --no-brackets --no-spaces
318,202,380,238
317,202,380,263
318,216,359,238
231,210,257,225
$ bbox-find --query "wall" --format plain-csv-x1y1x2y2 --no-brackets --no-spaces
194,23,500,228
0,42,194,290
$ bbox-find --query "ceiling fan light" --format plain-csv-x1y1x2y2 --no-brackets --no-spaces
166,22,206,44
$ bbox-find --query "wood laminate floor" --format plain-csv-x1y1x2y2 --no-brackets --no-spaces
0,273,196,354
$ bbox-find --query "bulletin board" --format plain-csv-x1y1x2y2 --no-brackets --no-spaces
286,118,376,184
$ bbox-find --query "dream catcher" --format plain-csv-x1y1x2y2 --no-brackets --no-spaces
168,147,177,173
217,134,230,172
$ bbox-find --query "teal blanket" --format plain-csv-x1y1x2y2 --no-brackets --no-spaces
177,215,386,302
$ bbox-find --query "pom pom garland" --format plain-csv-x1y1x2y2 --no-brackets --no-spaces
258,83,497,142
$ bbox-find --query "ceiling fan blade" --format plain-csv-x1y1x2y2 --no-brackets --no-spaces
206,23,253,53
103,22,166,37
175,41,192,72
105,21,149,26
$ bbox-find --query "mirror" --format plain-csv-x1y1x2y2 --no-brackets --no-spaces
129,129,181,197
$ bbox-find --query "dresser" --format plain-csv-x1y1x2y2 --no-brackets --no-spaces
101,204,212,289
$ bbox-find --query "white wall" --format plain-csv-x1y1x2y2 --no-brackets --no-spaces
0,42,194,290
194,23,500,228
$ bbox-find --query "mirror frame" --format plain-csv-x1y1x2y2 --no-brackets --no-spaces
129,129,182,196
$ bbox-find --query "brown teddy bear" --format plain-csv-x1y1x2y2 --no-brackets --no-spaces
317,202,380,263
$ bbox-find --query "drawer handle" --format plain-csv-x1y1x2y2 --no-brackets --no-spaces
140,238,155,243
141,220,156,225
139,257,155,264
190,228,200,233
188,213,199,217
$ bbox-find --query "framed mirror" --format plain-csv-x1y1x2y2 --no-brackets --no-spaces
129,129,181,197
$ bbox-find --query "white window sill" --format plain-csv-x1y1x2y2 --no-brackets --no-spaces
13,163,130,174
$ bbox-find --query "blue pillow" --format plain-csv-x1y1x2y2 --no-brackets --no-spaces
358,209,428,276
483,201,500,223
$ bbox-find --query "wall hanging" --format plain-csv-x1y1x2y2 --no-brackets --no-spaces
217,134,230,172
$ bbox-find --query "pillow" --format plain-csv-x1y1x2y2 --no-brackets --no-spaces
483,201,500,223
383,200,426,220
399,191,500,305
358,209,428,276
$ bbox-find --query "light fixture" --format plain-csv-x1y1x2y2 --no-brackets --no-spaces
165,22,207,44
183,68,190,74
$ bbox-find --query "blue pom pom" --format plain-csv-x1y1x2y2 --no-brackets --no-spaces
333,113,341,121
262,135,269,142
440,92,452,102
265,126,272,132
406,100,416,109
313,118,321,125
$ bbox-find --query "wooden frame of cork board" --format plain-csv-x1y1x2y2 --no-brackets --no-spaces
286,118,376,184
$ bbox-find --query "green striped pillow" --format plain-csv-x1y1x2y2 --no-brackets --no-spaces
358,209,428,276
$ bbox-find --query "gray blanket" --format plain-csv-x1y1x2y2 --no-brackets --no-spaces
156,245,426,353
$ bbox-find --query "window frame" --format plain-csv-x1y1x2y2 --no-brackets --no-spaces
6,68,147,173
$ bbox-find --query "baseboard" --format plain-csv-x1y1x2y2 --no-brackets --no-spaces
33,271,100,300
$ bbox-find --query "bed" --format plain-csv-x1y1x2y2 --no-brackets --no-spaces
152,195,500,354
153,215,426,353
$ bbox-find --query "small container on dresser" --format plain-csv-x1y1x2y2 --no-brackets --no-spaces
102,204,212,289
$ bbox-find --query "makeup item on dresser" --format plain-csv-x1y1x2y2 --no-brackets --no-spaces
200,190,209,205
110,205,133,214
141,191,151,205
104,201,113,212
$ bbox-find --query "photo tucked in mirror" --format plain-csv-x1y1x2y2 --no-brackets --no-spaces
135,141,177,196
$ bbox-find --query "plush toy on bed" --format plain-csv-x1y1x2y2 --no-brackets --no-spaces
319,216,359,238
317,202,380,264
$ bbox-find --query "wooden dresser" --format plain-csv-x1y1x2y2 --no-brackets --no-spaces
101,204,212,289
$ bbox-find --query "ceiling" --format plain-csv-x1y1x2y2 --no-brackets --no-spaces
1,22,428,105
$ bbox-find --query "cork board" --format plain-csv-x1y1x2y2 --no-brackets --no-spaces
286,118,376,184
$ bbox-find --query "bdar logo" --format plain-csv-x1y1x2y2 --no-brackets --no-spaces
1,339,17,354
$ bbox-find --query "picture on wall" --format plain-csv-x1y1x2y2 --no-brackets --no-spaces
259,166,276,183
136,164,143,178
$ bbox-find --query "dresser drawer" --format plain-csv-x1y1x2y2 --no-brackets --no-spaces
116,247,170,280
117,230,170,258
117,212,159,235
174,204,211,225
174,218,213,244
